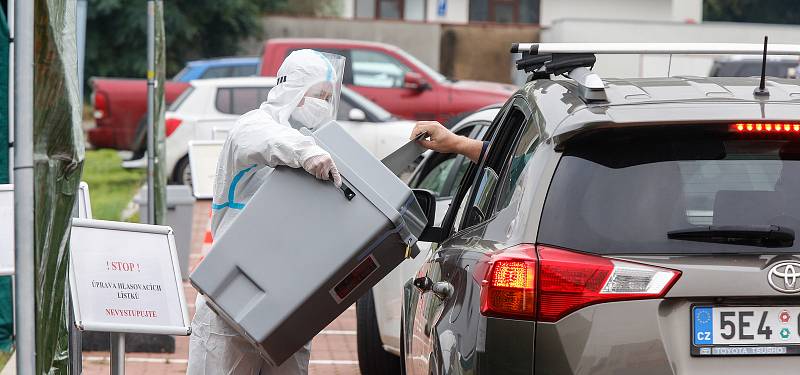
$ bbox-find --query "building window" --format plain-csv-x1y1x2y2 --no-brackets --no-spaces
469,0,540,24
355,0,376,18
356,0,425,21
379,0,402,19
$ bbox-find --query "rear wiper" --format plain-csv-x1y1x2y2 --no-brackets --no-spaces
667,225,794,248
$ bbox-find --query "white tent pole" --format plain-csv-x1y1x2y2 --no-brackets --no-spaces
71,1,87,373
13,0,35,372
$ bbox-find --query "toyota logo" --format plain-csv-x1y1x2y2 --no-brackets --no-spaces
768,261,800,293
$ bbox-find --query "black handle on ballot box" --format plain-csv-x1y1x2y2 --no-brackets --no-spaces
330,171,356,201
340,184,356,201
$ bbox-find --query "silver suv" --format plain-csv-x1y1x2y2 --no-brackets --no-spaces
402,43,800,374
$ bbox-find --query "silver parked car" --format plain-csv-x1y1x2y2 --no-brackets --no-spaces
403,44,800,374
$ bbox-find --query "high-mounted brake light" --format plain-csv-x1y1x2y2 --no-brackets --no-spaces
732,122,800,133
478,245,681,322
165,118,183,137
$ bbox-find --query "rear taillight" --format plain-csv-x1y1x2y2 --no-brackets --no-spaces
478,244,681,322
165,118,183,137
479,244,537,319
93,91,109,119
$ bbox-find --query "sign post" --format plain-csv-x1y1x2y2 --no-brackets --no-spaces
69,182,92,374
13,0,35,371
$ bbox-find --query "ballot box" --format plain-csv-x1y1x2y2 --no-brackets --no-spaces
190,120,429,366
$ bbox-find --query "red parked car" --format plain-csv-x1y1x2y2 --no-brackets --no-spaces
89,39,513,154
260,38,515,123
89,57,259,153
90,78,189,151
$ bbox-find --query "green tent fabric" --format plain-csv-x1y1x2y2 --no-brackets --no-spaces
33,0,84,373
0,5,13,355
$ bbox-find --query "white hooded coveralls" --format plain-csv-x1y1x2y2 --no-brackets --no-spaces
188,49,339,375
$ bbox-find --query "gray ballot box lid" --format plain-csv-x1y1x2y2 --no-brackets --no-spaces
190,120,427,366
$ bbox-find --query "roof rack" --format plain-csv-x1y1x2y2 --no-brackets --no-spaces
510,43,800,55
511,43,800,102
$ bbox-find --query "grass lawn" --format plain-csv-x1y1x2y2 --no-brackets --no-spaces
82,149,145,221
0,351,11,371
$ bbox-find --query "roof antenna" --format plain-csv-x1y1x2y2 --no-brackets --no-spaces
754,35,770,97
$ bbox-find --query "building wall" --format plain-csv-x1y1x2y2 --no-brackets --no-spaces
672,0,702,23
542,19,800,78
441,23,539,83
539,0,701,26
248,16,442,70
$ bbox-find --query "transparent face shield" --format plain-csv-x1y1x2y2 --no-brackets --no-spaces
318,52,345,121
296,52,345,127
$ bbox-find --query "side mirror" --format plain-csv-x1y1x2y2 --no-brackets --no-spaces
403,72,430,92
413,189,447,243
348,108,367,122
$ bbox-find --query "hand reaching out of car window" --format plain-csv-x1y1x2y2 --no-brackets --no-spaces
411,121,484,162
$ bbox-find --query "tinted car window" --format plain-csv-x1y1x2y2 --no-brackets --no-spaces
539,127,800,254
230,64,257,77
201,66,231,79
493,117,540,213
417,156,458,197
413,124,483,198
462,106,529,227
215,87,271,115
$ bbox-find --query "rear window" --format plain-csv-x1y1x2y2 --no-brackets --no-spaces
538,126,800,254
230,64,257,77
215,87,271,115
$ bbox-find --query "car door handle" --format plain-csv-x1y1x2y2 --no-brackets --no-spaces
431,281,454,300
413,276,432,292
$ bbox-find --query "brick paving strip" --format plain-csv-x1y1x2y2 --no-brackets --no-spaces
82,200,360,375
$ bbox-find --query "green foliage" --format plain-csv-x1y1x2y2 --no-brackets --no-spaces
87,0,263,78
86,0,341,80
82,149,146,221
704,0,800,25
263,0,342,16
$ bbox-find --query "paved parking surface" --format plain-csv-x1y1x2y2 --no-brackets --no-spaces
81,200,360,375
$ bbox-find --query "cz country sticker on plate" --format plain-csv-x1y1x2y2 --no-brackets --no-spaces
691,305,800,356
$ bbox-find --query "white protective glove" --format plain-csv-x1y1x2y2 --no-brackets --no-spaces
303,154,343,188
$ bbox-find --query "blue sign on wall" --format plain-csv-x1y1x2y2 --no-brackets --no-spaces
437,0,447,17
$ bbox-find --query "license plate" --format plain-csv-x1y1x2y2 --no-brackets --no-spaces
691,305,800,356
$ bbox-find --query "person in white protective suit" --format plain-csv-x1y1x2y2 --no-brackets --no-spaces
187,49,346,375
